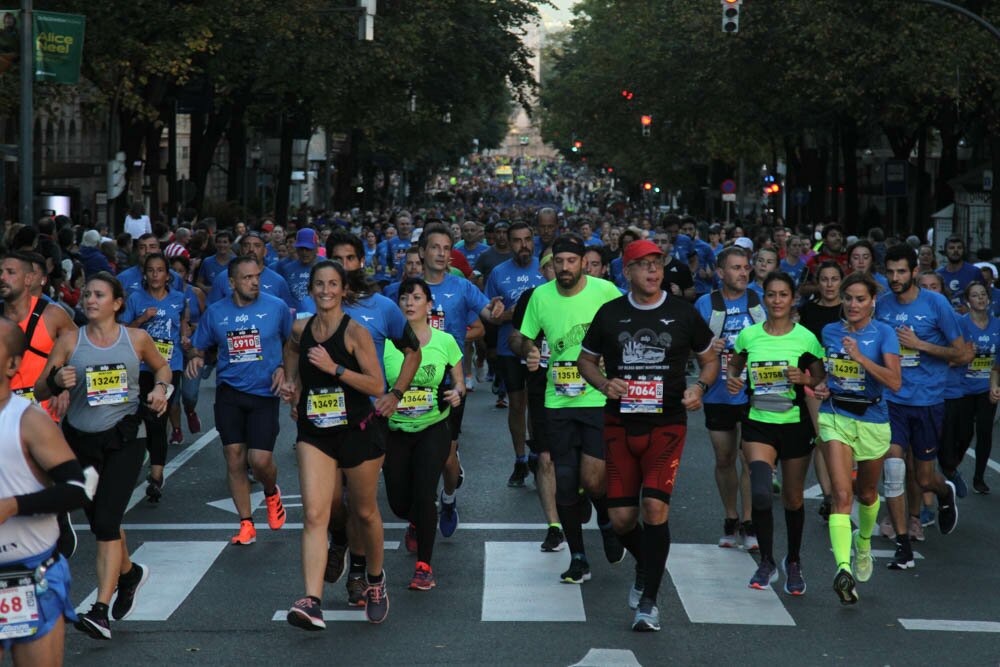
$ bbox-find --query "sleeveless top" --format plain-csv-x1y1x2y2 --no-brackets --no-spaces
9,297,55,402
65,326,141,433
296,314,371,436
0,395,58,564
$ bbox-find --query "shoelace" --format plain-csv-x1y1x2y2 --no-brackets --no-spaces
367,583,384,603
293,598,315,610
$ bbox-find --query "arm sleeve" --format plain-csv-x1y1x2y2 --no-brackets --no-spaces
15,459,88,516
392,322,421,353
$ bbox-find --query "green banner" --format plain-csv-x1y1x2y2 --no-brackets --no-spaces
33,10,84,84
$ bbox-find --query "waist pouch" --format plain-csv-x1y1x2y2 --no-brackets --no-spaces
831,395,879,417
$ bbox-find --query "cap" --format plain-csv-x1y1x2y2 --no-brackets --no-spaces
622,239,664,266
261,222,274,232
295,228,318,249
733,237,754,252
241,230,265,242
975,261,998,280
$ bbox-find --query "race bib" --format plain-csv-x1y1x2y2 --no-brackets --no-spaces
539,338,551,368
85,363,129,406
620,377,663,414
899,346,920,368
429,308,446,331
397,386,435,418
154,337,174,363
552,361,586,397
829,353,865,392
967,353,995,380
0,573,40,640
306,387,347,428
12,387,34,403
226,327,262,363
749,361,790,395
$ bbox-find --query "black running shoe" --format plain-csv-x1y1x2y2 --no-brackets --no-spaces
324,543,348,584
540,525,566,552
560,557,592,584
886,537,915,570
75,604,111,640
507,461,529,488
600,526,626,565
287,597,326,630
973,477,990,495
938,480,958,535
56,512,77,559
347,575,366,607
833,568,858,605
112,563,149,620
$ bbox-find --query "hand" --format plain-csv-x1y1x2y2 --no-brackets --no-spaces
488,296,504,320
307,345,337,376
443,388,462,407
185,356,204,380
603,378,629,400
813,380,831,400
50,391,70,420
181,336,192,352
841,336,865,363
786,366,806,385
726,375,745,395
270,366,286,396
56,365,77,390
278,381,296,403
681,384,703,411
374,392,400,417
711,337,727,354
896,325,921,351
991,386,1000,404
143,306,159,321
147,385,168,416
525,344,541,372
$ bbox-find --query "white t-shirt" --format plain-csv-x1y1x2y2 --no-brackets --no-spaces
124,214,151,240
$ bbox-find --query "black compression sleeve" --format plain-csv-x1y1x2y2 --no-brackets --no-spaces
392,322,421,353
14,459,88,516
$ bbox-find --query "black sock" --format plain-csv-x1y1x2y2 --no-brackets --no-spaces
640,521,670,601
241,516,254,524
618,524,643,563
557,502,585,555
752,507,775,563
264,485,277,497
593,496,611,528
308,595,321,605
330,525,348,548
784,506,805,563
91,601,109,617
366,569,383,584
349,552,366,575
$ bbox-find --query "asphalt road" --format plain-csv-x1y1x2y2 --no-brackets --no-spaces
59,375,1000,667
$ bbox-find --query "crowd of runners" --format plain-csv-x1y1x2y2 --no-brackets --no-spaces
0,157,996,665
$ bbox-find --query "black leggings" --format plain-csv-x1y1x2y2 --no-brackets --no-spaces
383,419,452,564
941,392,996,479
139,370,181,468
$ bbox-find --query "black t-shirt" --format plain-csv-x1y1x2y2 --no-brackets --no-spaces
512,285,549,371
797,300,842,340
662,259,694,295
474,248,512,280
581,291,714,426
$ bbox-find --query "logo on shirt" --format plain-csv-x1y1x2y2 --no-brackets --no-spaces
861,340,874,346
443,293,455,299
660,319,675,327
256,313,267,319
360,315,374,322
914,315,927,321
171,304,181,310
235,314,249,323
620,328,669,365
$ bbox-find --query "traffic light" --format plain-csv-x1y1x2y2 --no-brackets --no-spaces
764,183,781,195
572,140,582,153
643,182,653,191
108,151,127,200
621,89,634,100
641,115,652,137
722,0,741,33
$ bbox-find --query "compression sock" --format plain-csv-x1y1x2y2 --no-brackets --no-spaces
557,502,585,554
330,525,348,548
593,496,611,529
516,455,528,463
858,498,880,542
829,514,852,572
751,507,774,563
785,506,805,563
618,524,643,562
640,521,670,601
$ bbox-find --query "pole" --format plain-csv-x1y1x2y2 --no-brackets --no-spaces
19,0,32,225
737,158,745,220
168,99,177,224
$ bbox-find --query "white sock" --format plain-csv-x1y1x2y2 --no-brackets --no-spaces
441,491,456,504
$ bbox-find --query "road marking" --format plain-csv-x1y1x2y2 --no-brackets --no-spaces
667,544,795,626
78,541,226,620
570,649,641,666
481,541,585,622
126,428,219,513
899,619,1000,633
104,522,600,531
206,491,266,515
965,451,1000,474
272,609,367,622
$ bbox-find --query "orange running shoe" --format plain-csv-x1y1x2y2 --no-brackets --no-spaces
231,519,256,545
265,486,286,530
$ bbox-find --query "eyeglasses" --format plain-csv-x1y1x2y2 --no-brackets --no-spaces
629,258,665,271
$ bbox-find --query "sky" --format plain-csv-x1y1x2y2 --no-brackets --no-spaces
539,1,578,29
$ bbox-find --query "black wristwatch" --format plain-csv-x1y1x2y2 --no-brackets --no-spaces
390,388,404,401
695,380,709,393
335,364,346,378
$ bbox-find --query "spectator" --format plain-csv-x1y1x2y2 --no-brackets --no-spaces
79,229,113,277
124,201,152,239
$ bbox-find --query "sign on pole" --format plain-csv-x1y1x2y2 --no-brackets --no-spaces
33,10,84,84
720,178,736,194
884,159,908,197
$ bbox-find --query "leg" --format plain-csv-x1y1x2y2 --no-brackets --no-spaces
95,537,125,605
885,445,908,536
536,452,559,524
10,616,65,666
297,442,339,599
744,442,778,563
411,422,452,565
248,449,278,495
709,428,740,520
821,438,857,572
779,454,811,564
343,456,386,579
140,371,168,484
973,392,997,482
383,430,415,522
507,388,528,458
223,443,253,519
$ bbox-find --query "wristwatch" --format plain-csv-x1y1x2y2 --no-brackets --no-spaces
335,364,345,378
391,388,404,400
695,380,709,393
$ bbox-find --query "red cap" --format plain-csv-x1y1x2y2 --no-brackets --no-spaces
622,239,664,266
261,222,274,232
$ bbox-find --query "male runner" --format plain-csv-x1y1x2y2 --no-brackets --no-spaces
937,236,982,311
208,232,296,310
117,234,185,296
196,229,236,290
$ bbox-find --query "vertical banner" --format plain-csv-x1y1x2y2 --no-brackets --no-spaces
0,9,18,74
33,10,84,84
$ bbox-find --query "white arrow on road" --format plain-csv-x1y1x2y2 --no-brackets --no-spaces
206,491,266,515
570,649,641,667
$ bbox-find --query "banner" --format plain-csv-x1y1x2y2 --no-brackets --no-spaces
33,10,84,84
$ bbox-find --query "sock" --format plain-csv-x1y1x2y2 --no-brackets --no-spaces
330,525,348,548
241,516,254,524
441,491,456,504
640,521,670,601
308,595,321,605
751,507,774,563
557,502,585,554
858,498,879,542
349,552,366,575
366,569,383,584
592,496,611,528
91,601,109,618
264,485,277,497
618,524,643,562
549,522,562,529
785,506,805,563
828,514,852,571
528,452,539,461
516,455,528,463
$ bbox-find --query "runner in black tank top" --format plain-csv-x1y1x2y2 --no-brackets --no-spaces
281,261,389,629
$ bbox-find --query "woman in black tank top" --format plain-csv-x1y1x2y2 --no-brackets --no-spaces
280,261,389,627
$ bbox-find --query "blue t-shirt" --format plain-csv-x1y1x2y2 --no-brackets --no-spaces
191,293,292,396
819,319,899,423
779,258,808,287
692,239,716,296
873,273,890,293
344,293,409,375
992,287,1000,318
956,314,1000,396
695,292,766,405
609,257,626,290
938,263,983,309
748,281,764,299
208,265,296,310
672,234,694,264
382,281,402,303
264,245,279,268
278,259,315,310
184,284,202,325
197,254,233,287
425,273,489,358
485,258,545,357
123,288,188,372
875,288,963,406
117,265,185,296
456,241,489,268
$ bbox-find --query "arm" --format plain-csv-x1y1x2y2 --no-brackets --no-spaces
442,362,466,407
374,328,422,418
843,336,903,393
281,319,305,403
897,326,970,364
33,333,76,402
682,347,721,411
340,322,388,397
133,329,172,415
577,349,628,399
991,365,1000,403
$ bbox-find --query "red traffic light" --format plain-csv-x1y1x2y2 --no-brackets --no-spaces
643,182,653,191
764,183,781,195
621,89,634,100
640,115,652,126
607,167,614,173
573,140,582,149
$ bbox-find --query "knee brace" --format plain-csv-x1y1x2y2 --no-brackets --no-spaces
554,462,581,506
749,460,774,511
883,457,906,498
